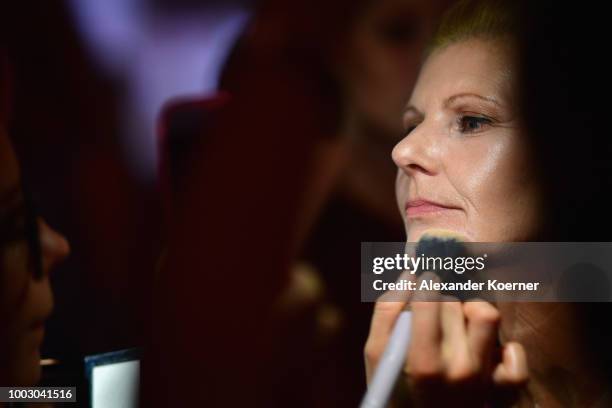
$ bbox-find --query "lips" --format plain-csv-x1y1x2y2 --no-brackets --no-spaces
405,199,459,218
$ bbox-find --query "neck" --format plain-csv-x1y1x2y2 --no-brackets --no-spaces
498,303,609,407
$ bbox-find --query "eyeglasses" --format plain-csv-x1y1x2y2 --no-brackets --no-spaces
0,182,43,280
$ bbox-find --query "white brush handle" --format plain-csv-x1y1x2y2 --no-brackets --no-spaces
360,310,412,408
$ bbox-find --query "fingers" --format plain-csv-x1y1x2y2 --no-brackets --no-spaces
365,269,528,403
464,300,501,372
440,299,470,381
364,271,414,382
408,301,443,378
408,273,443,376
409,293,504,389
368,301,405,338
492,342,529,386
368,271,414,339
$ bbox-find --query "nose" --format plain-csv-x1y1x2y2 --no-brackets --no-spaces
391,124,438,176
38,219,70,274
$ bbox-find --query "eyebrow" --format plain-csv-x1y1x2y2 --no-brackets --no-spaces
404,92,503,118
444,92,502,109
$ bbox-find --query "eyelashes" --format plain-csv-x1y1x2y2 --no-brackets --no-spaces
402,114,495,137
456,115,493,134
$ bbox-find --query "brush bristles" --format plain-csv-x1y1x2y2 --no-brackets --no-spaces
419,228,466,242
416,229,468,266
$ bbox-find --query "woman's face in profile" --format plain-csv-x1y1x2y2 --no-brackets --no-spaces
393,38,543,242
0,128,70,385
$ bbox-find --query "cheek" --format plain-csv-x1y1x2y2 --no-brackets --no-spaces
395,169,408,215
455,135,513,200
445,132,542,241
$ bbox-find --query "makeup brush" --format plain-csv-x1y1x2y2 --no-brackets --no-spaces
360,229,467,408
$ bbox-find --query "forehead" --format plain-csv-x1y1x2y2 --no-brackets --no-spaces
410,38,513,108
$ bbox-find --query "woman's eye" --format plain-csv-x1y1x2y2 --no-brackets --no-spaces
457,115,492,133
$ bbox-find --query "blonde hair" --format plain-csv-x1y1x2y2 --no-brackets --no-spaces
427,0,519,56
